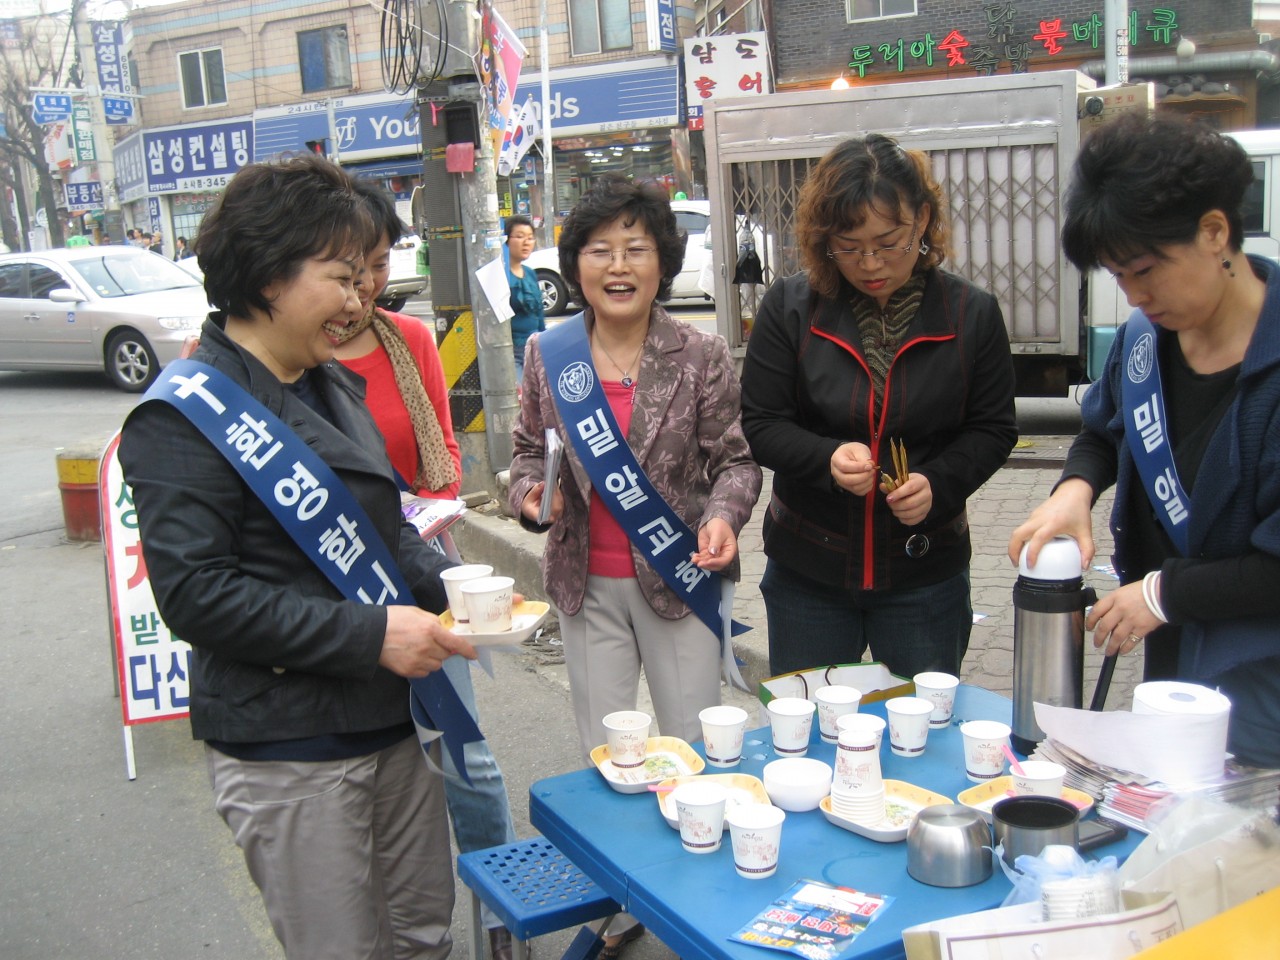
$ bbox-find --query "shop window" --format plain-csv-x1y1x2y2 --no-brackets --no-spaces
179,47,227,109
847,0,916,23
569,0,632,56
298,26,352,94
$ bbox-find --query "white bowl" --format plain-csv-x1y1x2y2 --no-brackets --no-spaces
762,757,832,812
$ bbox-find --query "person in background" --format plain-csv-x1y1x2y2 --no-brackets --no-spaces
508,174,761,960
740,133,1017,681
335,180,520,960
504,215,545,383
119,154,471,959
174,236,194,260
148,230,164,256
1008,114,1280,768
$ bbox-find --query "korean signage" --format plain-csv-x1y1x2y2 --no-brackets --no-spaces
0,19,20,49
31,92,72,125
646,0,677,53
253,94,419,164
144,118,252,193
72,101,96,162
91,21,133,125
65,180,104,209
844,3,1181,79
114,133,147,204
100,434,192,727
513,57,681,137
683,32,771,130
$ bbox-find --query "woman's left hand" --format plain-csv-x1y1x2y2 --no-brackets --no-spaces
882,472,933,526
691,518,738,571
1086,581,1163,657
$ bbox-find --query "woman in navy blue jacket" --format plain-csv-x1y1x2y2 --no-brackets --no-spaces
1010,114,1280,768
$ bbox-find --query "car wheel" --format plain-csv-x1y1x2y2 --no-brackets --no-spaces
537,269,570,317
378,295,408,312
104,329,159,392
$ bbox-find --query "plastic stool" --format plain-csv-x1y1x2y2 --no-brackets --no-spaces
457,836,620,960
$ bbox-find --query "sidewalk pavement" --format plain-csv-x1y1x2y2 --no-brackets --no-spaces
452,435,1145,711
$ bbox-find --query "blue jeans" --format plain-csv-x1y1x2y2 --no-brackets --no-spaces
760,559,972,679
439,654,518,929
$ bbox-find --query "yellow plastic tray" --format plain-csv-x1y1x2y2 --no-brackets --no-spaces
956,776,1095,823
655,773,770,829
589,736,705,794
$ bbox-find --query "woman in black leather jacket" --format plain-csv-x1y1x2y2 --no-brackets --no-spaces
119,154,474,959
741,134,1017,680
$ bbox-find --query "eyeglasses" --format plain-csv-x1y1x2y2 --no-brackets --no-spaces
827,223,920,264
579,245,658,267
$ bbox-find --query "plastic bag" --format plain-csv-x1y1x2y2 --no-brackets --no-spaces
999,843,1118,908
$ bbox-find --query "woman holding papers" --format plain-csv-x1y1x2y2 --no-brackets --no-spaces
508,175,761,756
1009,114,1280,768
505,214,546,383
335,180,520,960
119,155,472,958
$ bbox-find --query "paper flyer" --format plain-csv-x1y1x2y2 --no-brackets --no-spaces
730,879,892,960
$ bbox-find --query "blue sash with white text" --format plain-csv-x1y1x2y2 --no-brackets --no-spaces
1120,313,1190,555
539,316,749,658
141,359,483,780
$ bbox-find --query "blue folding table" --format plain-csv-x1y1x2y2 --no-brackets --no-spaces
530,685,1140,960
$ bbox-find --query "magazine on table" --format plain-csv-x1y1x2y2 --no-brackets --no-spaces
730,879,892,960
538,427,562,525
400,495,467,542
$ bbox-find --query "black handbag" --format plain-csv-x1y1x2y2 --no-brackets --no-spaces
733,243,764,285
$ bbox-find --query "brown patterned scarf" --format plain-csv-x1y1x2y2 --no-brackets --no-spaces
851,273,926,397
339,303,458,493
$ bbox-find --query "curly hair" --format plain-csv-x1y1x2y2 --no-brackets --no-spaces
1062,113,1253,271
796,134,950,299
557,174,685,306
195,153,376,320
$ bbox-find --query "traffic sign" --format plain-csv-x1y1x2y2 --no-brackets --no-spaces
103,96,133,120
32,92,73,124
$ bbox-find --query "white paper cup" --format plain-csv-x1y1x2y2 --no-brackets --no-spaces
672,781,727,854
814,685,863,742
960,719,1012,783
912,672,960,727
699,705,749,768
460,575,515,632
602,710,651,769
885,696,934,757
833,728,883,794
766,697,816,756
836,713,885,750
725,803,786,878
439,564,493,623
1011,760,1066,797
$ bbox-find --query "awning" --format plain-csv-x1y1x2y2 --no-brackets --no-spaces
341,155,424,179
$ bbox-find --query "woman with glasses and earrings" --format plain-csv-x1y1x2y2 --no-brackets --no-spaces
1009,115,1280,767
740,133,1017,681
508,174,761,958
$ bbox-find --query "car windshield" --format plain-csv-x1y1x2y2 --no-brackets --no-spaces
69,254,203,298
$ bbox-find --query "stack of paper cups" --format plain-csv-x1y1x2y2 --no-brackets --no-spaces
830,726,885,825
1131,681,1231,785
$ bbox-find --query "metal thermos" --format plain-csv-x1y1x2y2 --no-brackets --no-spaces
1011,537,1096,755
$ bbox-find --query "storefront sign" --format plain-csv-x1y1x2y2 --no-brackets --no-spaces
92,21,132,125
515,57,680,137
72,101,96,162
253,93,420,163
646,0,678,53
65,180,104,210
683,32,771,130
114,133,147,204
143,118,253,193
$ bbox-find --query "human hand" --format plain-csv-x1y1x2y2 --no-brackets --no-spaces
691,517,737,571
379,606,477,678
1085,581,1162,657
882,471,932,526
1007,478,1096,568
830,442,877,496
521,480,563,524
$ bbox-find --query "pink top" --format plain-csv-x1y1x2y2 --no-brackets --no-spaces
338,311,462,499
587,380,637,577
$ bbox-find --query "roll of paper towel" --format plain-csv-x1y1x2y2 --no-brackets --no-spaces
1132,681,1231,785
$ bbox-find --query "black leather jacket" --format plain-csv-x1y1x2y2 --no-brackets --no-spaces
741,268,1017,593
119,319,452,743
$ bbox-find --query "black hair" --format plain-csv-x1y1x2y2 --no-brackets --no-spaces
353,178,409,248
505,215,534,238
1062,113,1254,271
558,174,685,305
195,153,375,320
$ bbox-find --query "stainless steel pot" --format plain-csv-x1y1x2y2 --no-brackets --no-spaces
906,804,993,888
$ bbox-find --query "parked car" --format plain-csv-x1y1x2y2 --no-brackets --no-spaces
525,199,715,316
380,233,428,312
0,246,211,391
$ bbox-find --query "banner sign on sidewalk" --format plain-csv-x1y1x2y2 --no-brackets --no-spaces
100,432,191,778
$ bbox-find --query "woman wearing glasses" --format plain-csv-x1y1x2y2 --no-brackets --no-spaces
741,134,1016,680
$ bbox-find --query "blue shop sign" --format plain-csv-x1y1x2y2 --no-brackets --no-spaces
65,181,104,209
114,133,147,204
654,0,677,53
144,118,253,193
253,96,419,164
513,59,679,137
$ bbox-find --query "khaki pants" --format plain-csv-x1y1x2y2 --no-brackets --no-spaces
206,735,453,960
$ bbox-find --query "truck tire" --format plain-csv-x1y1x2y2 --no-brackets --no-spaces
104,329,159,393
537,269,570,317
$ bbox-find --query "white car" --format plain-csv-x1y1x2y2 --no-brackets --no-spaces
0,246,211,391
380,233,429,312
525,200,715,316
